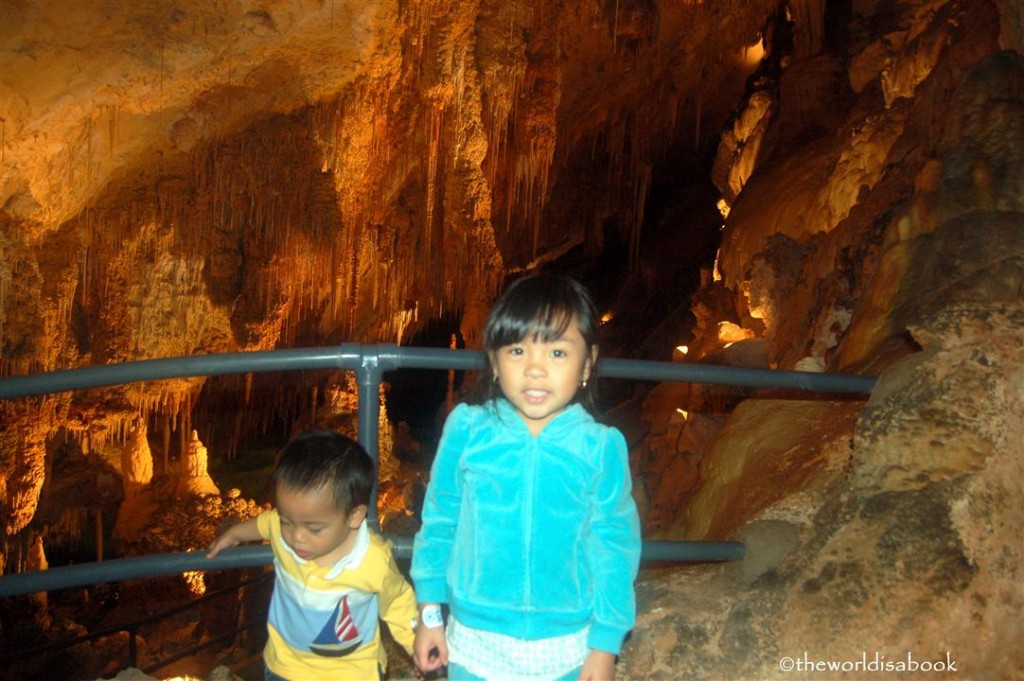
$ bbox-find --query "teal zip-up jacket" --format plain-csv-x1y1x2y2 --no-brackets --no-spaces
411,399,641,654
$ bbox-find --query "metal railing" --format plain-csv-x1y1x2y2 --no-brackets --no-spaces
1,571,272,675
0,344,877,599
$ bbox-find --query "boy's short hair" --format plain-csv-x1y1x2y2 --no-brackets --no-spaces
271,429,374,513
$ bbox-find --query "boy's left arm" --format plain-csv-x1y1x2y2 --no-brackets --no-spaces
377,547,419,655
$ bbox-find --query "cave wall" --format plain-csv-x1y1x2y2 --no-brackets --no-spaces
626,1,1023,678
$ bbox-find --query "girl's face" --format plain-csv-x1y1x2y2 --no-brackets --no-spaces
489,316,595,437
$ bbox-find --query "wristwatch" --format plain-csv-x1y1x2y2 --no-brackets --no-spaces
420,604,444,629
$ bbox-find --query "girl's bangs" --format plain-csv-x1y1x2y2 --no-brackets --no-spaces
526,305,574,342
490,303,574,347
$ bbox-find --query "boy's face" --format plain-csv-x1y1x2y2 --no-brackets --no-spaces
275,481,367,566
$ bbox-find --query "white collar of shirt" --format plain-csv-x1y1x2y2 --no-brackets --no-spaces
279,518,370,578
325,519,370,579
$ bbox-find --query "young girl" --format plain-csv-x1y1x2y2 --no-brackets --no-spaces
411,273,642,681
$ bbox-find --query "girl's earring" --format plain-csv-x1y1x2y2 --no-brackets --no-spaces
493,374,499,383
581,379,588,389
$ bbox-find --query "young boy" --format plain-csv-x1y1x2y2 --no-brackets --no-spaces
207,429,417,680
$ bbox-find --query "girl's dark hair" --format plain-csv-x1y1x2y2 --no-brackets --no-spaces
480,272,601,409
271,430,373,513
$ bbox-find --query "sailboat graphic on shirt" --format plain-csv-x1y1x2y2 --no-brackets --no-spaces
309,595,362,657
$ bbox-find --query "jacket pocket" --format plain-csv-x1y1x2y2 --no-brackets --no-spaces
452,467,527,607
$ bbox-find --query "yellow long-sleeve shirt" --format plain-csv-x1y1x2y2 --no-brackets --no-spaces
256,510,417,679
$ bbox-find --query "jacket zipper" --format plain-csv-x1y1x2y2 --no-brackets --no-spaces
523,437,537,606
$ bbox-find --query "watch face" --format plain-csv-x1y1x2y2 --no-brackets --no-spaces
422,605,445,628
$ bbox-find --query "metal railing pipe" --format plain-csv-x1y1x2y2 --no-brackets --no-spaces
641,540,746,562
0,347,358,399
0,573,271,670
0,345,875,400
0,538,745,598
0,546,271,598
597,358,876,394
0,344,870,600
388,346,487,372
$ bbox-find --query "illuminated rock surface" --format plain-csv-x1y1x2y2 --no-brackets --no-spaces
624,304,1023,680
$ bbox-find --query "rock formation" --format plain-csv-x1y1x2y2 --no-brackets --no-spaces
623,305,1023,680
174,430,220,497
621,2,1023,679
121,417,154,500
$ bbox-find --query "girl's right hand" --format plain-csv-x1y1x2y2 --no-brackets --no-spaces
413,624,448,673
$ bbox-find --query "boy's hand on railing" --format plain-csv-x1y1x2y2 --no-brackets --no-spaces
206,533,238,558
206,518,261,558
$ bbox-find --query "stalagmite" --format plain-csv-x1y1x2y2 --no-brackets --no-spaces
27,534,48,610
120,415,153,500
161,416,171,475
174,430,220,497
183,430,207,477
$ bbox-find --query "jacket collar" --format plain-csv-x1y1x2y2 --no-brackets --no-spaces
491,398,589,438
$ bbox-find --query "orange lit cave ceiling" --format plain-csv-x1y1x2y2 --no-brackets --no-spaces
0,1,778,365
0,1,785,482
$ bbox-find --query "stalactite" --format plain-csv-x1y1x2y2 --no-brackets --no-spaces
228,411,241,461
106,104,117,154
162,414,171,474
632,163,651,270
3,412,49,535
425,96,446,262
613,0,620,53
48,507,91,550
0,255,9,357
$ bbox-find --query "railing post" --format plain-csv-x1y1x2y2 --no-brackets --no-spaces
350,343,400,527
